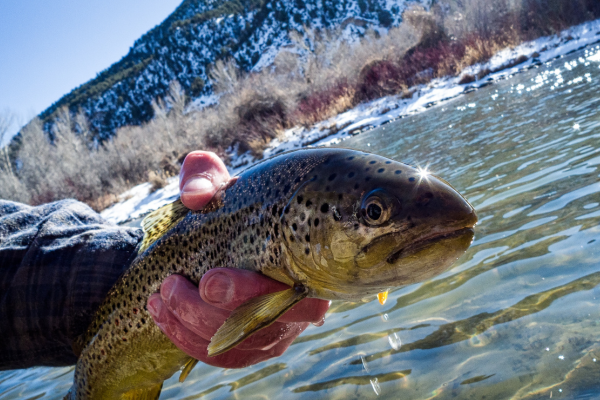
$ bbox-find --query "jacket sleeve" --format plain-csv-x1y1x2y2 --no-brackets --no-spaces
0,199,143,370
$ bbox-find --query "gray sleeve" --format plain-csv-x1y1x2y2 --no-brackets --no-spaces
0,199,143,369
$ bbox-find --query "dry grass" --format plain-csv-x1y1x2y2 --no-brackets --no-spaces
1,0,599,209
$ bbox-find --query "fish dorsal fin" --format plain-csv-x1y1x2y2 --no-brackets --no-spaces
179,358,199,383
139,199,189,254
207,287,308,357
121,382,163,400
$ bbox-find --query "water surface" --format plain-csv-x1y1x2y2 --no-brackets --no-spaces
2,44,600,399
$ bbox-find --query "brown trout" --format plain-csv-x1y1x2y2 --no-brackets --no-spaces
66,148,477,399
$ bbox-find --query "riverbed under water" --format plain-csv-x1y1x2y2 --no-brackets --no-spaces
2,43,600,400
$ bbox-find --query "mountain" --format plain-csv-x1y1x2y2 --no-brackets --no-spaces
39,0,421,140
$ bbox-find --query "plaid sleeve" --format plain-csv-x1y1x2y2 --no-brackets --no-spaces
0,199,143,370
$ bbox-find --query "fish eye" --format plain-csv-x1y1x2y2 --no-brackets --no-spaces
361,190,394,226
366,202,382,221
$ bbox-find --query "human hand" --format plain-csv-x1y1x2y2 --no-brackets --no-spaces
147,151,330,368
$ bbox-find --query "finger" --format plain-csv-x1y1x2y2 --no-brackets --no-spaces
190,342,275,369
283,298,330,325
200,268,331,323
159,275,230,341
236,321,308,351
179,151,231,210
161,276,309,350
266,323,309,358
187,324,309,369
147,293,208,351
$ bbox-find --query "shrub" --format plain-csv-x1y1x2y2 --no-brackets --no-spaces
459,74,476,84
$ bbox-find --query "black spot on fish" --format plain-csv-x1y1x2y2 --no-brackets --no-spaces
297,195,304,204
365,176,371,181
306,199,313,207
305,234,310,242
347,156,354,160
305,248,310,255
354,183,359,190
395,170,402,174
314,218,320,227
385,161,392,164
369,160,377,164
409,177,416,182
328,173,337,181
292,223,298,231
348,172,355,178
321,203,329,213
300,212,306,221
378,168,384,173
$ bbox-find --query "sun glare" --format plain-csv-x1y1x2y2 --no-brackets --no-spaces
417,166,431,182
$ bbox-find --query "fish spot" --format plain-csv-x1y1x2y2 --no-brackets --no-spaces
314,218,320,227
297,195,304,204
347,156,354,160
321,203,329,213
369,160,377,164
305,234,310,242
377,168,385,173
328,173,337,181
305,248,310,255
354,183,359,190
348,172,355,178
365,176,371,181
306,199,313,207
385,161,392,164
409,177,416,182
395,170,402,174
292,223,298,231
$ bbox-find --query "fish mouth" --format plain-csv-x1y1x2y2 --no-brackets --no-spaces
386,227,475,264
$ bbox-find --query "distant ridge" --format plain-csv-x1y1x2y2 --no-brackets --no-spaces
39,0,416,140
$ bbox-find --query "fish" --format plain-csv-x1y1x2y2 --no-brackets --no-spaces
65,148,477,399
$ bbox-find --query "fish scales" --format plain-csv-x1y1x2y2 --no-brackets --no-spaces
67,148,477,399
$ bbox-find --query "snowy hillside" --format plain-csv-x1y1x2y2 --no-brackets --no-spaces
40,0,424,140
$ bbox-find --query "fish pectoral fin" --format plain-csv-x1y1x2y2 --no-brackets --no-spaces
139,198,189,254
207,286,309,357
179,358,199,383
121,382,163,400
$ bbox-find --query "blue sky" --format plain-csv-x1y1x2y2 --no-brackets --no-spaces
0,0,182,143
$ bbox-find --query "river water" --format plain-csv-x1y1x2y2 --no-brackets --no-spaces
2,44,600,399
